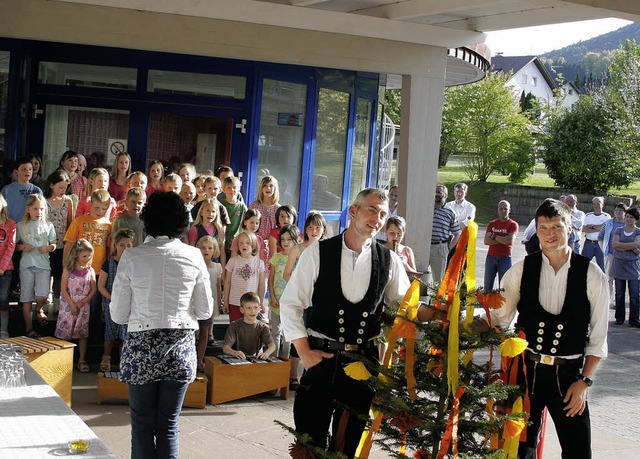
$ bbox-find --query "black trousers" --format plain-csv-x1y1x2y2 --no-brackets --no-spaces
519,359,591,459
293,349,377,457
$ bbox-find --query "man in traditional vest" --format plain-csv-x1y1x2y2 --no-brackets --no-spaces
475,198,608,458
280,188,410,457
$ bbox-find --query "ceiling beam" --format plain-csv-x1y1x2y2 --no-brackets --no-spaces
288,0,330,6
355,0,504,21
54,0,485,47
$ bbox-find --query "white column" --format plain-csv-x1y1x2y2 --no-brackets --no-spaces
396,59,446,273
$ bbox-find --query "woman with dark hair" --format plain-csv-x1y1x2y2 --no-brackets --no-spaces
611,206,640,327
110,192,213,458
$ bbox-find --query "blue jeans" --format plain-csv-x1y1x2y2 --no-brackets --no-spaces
128,380,189,459
615,278,640,325
484,255,512,291
581,240,604,271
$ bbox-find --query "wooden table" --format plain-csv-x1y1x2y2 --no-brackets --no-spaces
0,336,75,406
204,356,289,405
0,363,116,458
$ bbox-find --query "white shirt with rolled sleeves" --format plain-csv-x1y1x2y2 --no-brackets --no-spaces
280,237,411,342
110,236,213,331
445,200,476,229
490,253,609,359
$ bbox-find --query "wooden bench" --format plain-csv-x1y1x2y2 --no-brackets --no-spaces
0,336,75,406
204,356,289,405
97,372,208,409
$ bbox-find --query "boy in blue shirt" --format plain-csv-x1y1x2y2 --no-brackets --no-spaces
2,157,43,222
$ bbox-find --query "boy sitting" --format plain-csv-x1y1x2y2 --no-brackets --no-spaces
112,187,146,247
222,291,275,360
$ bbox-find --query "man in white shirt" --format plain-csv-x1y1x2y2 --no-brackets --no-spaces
581,196,610,271
473,198,608,459
280,188,410,457
445,182,476,229
565,194,585,254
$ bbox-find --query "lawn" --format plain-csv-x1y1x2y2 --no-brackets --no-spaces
437,158,640,224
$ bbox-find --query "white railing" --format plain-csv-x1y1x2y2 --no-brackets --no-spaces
378,112,395,189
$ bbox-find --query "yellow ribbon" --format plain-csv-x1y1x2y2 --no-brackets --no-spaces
502,397,525,457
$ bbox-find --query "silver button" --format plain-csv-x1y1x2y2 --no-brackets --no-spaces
356,338,363,344
537,337,543,343
550,348,557,354
339,337,345,343
338,318,344,324
539,322,545,327
557,324,564,330
339,327,345,333
536,344,542,350
555,332,561,338
360,321,366,327
358,329,364,335
553,340,559,345
538,329,544,335
339,310,344,315
363,312,369,318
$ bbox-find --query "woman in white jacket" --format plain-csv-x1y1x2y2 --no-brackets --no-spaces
111,191,213,459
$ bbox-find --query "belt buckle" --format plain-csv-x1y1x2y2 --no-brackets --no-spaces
540,354,555,365
344,344,359,351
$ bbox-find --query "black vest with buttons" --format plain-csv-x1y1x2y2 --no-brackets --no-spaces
308,234,390,345
516,250,591,356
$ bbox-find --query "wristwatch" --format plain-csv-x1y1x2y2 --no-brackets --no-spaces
578,374,593,387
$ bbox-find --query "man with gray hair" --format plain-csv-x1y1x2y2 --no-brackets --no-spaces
582,197,610,271
430,184,461,283
484,200,518,290
565,194,585,254
445,182,476,229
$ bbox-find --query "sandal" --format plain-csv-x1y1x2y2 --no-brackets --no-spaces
100,355,111,372
36,310,48,327
76,361,90,373
289,378,300,391
26,329,41,339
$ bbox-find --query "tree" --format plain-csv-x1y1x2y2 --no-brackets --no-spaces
441,73,535,183
542,95,635,192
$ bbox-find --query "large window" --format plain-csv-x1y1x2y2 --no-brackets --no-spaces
39,62,137,90
312,88,349,211
349,98,373,202
148,70,246,99
257,79,307,207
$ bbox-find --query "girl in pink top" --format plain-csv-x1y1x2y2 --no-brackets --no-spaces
0,193,16,338
268,205,298,258
384,216,418,275
108,152,131,202
224,231,265,322
76,168,117,220
145,160,165,197
188,198,226,268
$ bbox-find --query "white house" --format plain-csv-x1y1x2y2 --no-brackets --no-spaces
492,55,557,104
560,81,582,110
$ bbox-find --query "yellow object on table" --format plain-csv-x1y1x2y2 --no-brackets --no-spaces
0,336,76,406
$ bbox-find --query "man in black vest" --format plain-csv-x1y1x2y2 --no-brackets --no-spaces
280,188,410,457
474,198,609,459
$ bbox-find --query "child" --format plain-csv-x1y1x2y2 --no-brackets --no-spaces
195,235,223,372
59,151,87,199
224,230,265,322
178,163,196,185
268,205,298,258
180,182,197,222
220,176,247,261
112,171,148,219
192,175,207,203
191,176,230,227
108,151,132,202
145,160,164,197
17,194,57,338
76,168,117,219
249,175,280,246
163,173,183,193
188,199,226,266
112,188,146,247
64,189,112,280
230,209,265,263
2,156,43,222
54,238,97,372
222,291,275,360
45,170,74,311
216,166,245,204
268,224,301,360
98,229,134,372
283,210,328,281
0,193,16,338
384,216,418,275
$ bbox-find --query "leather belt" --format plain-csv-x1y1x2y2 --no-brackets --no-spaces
308,336,373,352
526,351,582,366
584,239,599,243
431,240,449,244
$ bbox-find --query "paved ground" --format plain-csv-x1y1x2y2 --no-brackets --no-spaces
69,226,640,458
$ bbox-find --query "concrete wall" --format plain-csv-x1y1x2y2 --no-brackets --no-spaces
504,185,636,225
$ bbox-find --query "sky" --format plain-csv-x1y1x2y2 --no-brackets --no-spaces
484,18,633,56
